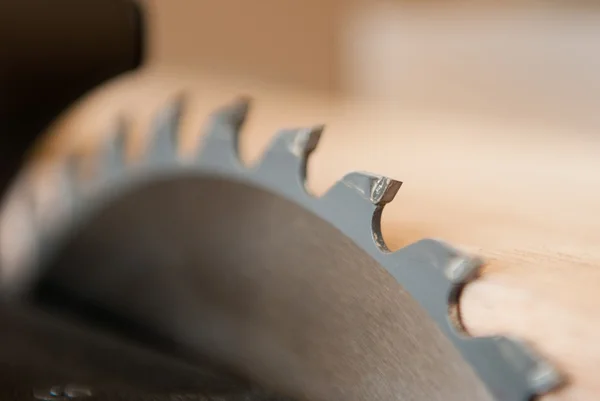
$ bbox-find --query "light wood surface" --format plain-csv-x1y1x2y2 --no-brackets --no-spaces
140,0,342,93
30,67,599,400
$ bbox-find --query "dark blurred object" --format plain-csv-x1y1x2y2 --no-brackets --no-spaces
0,304,251,399
0,5,268,398
0,0,144,195
0,1,221,397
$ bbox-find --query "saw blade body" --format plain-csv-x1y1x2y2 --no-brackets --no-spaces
0,99,561,401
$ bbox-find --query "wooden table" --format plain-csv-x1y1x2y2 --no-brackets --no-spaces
30,67,599,400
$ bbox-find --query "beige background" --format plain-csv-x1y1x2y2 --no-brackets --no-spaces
140,0,344,93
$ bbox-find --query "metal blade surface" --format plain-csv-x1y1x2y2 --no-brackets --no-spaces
35,176,493,401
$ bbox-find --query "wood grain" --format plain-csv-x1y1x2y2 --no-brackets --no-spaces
29,67,599,400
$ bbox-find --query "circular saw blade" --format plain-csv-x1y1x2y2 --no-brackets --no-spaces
0,97,562,400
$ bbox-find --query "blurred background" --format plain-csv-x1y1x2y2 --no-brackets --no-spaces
142,0,600,133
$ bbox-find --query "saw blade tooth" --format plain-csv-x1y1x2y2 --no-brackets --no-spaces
145,95,185,164
0,181,40,296
257,125,323,186
386,239,489,328
59,154,83,207
385,239,463,323
5,160,83,294
322,172,402,252
99,117,128,180
462,335,564,399
492,336,563,396
197,97,251,167
445,255,484,299
104,117,128,167
386,239,563,399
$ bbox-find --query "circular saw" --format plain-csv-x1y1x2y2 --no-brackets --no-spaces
0,1,562,400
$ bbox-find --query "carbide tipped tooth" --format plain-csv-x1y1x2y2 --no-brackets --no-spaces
529,360,563,394
332,172,402,206
370,176,402,205
257,125,323,184
197,97,251,167
290,125,323,157
496,337,563,395
445,255,483,285
146,95,185,163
